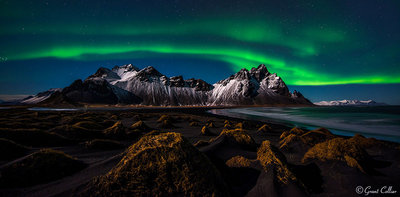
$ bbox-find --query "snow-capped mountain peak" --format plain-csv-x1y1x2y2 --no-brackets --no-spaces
90,67,120,80
135,66,164,82
112,64,139,74
208,64,309,105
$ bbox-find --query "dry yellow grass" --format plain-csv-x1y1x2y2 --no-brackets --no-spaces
280,131,289,139
348,134,382,148
257,124,272,132
289,127,306,135
207,122,217,128
201,126,212,135
109,115,119,120
157,114,173,123
72,121,104,130
279,134,308,151
211,129,256,149
257,140,298,185
103,121,126,139
225,156,253,168
279,127,335,153
300,128,334,146
194,140,210,147
130,120,150,132
234,122,250,129
189,121,200,127
224,123,233,129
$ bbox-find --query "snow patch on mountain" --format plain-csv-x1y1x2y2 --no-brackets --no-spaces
21,88,62,104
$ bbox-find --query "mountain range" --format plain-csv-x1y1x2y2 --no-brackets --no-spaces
314,99,387,106
24,64,312,106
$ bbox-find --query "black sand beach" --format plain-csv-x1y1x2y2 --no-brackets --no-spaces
0,106,399,196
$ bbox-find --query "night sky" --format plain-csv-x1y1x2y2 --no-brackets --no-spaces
0,0,399,104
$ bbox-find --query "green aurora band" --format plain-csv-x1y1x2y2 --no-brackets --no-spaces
1,1,399,86
8,42,400,86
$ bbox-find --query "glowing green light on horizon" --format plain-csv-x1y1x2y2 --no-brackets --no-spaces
8,43,400,86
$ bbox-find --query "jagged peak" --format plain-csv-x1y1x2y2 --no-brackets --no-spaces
140,66,162,75
169,75,185,87
185,78,212,91
135,66,165,82
250,64,270,82
88,67,120,81
170,75,184,80
233,68,251,80
112,64,139,72
250,64,269,74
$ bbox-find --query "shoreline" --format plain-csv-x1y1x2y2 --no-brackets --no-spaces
2,105,399,145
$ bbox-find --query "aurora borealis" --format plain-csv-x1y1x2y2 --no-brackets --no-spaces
0,0,399,103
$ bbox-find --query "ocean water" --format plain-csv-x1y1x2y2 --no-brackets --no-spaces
209,106,400,143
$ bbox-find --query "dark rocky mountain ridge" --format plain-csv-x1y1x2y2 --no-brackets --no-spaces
27,64,312,106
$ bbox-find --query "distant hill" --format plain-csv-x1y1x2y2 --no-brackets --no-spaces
314,99,387,106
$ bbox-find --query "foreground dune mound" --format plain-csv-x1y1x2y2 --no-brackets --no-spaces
201,125,214,136
189,121,200,127
0,149,86,188
81,132,230,197
300,128,335,146
0,128,73,146
49,125,102,140
302,137,378,173
0,138,29,161
257,141,300,185
257,124,272,133
72,121,105,131
157,114,176,123
279,134,309,153
235,121,251,130
279,127,335,153
130,120,151,132
210,129,257,150
280,127,306,139
223,120,234,129
225,155,255,168
246,140,309,197
103,121,126,139
348,134,385,149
